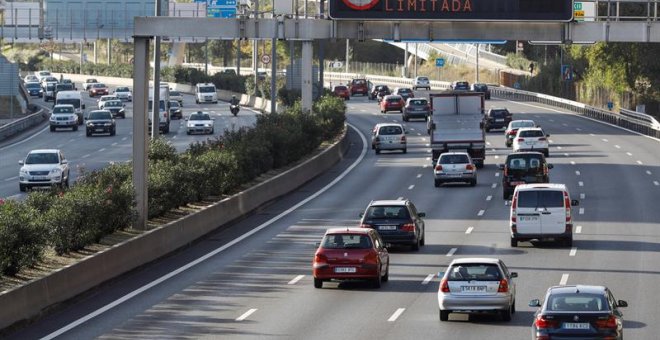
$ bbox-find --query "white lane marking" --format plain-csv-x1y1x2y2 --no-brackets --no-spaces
410,128,415,131
477,210,485,216
626,152,633,156
575,171,581,176
549,139,555,144
288,275,305,285
417,133,421,136
570,161,576,165
40,123,369,340
4,176,18,182
426,157,431,161
576,128,582,131
557,146,562,150
602,138,608,142
408,185,415,190
578,181,584,187
491,148,496,152
589,133,595,136
423,164,430,168
360,109,366,112
98,148,106,152
111,142,118,146
654,181,659,186
422,274,435,285
636,160,643,165
486,195,492,201
580,193,585,199
492,183,497,188
486,141,491,146
575,226,582,234
82,154,90,158
562,123,568,127
560,274,569,286
465,227,474,234
569,247,577,257
647,170,653,175
495,172,500,177
236,309,258,321
122,137,128,141
446,248,458,256
397,196,404,200
416,174,422,178
549,119,555,122
579,208,585,215
494,155,499,159
564,153,570,157
615,145,621,149
388,308,406,322
56,144,64,148
427,149,432,153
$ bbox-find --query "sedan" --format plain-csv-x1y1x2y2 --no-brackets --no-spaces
18,149,70,191
433,152,477,187
394,87,414,101
113,86,133,102
358,199,425,250
504,120,537,147
530,285,627,340
369,84,390,100
438,258,517,321
186,111,214,135
513,127,550,157
85,110,116,136
169,100,183,119
312,227,389,289
103,100,126,118
169,90,183,105
24,82,43,97
88,83,109,97
380,95,404,113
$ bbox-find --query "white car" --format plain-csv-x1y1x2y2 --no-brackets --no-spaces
512,127,550,157
371,123,407,154
438,258,517,321
18,149,70,192
24,74,39,83
504,120,537,147
35,70,52,82
97,95,119,109
49,104,79,131
169,90,183,106
186,111,214,135
113,86,133,102
413,76,430,90
433,151,477,187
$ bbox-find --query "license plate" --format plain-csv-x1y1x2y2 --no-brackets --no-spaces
461,285,486,292
95,128,104,132
520,216,539,221
334,267,356,273
379,225,397,231
563,322,590,329
495,119,504,122
34,176,48,180
511,181,525,185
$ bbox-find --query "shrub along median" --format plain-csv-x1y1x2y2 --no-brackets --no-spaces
0,95,346,280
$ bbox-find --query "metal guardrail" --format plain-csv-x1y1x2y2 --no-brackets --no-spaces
0,108,47,141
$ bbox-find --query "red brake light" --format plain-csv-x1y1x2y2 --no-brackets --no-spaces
401,223,415,232
435,165,443,171
401,135,406,142
314,253,327,266
564,192,571,222
440,278,450,293
507,130,517,135
538,137,547,141
595,315,618,329
517,138,524,142
503,166,509,177
466,164,475,171
535,315,559,329
497,279,509,292
511,193,518,223
364,250,379,264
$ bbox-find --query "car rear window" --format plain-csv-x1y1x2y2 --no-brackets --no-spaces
512,121,535,129
170,91,180,96
440,154,470,164
507,156,543,169
547,294,608,311
517,190,564,208
322,234,372,249
335,86,347,90
378,126,403,135
417,77,429,82
352,79,367,86
365,205,409,219
448,263,502,281
409,99,428,106
490,110,509,118
386,97,401,103
519,130,545,137
398,88,412,93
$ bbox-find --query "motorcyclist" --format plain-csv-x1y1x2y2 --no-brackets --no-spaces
230,95,240,115
230,95,239,106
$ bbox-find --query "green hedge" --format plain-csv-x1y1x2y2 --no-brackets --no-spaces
0,95,346,275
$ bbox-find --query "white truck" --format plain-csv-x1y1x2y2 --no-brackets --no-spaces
148,85,171,134
427,91,486,168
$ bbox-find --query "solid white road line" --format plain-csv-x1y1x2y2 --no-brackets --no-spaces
236,309,258,322
579,208,585,215
408,185,415,190
549,119,555,122
288,275,305,285
560,274,569,286
465,227,474,234
98,148,106,152
578,181,584,187
486,195,492,201
580,193,585,199
492,183,497,188
569,248,577,257
576,226,582,234
422,274,435,285
417,174,422,178
575,171,581,176
477,210,485,216
446,248,458,256
122,137,128,141
82,154,90,158
388,308,406,322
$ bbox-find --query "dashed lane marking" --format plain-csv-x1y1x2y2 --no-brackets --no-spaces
112,142,118,146
602,138,608,142
477,210,485,216
578,181,584,187
570,161,576,165
654,181,659,186
388,308,406,322
486,195,492,201
576,226,582,234
557,146,562,150
492,183,497,188
417,133,421,136
647,170,653,175
495,173,500,177
569,247,577,257
637,160,643,165
560,274,569,285
615,145,621,149
288,275,305,285
4,176,18,182
422,274,435,285
465,227,474,234
575,171,581,176
494,155,499,159
589,133,595,137
626,152,633,156
564,153,570,157
417,174,422,178
82,154,90,158
122,137,128,141
397,196,404,200
576,128,582,131
579,208,585,215
580,193,585,199
446,248,458,256
236,309,258,322
408,185,415,190
98,148,105,152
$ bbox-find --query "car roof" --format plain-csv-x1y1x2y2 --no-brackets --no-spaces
506,151,545,157
369,199,407,206
325,227,371,235
517,127,543,132
90,109,111,114
29,149,59,154
440,151,470,156
489,107,508,111
516,183,568,191
384,95,402,99
546,285,607,295
374,123,404,129
54,104,74,108
450,257,501,265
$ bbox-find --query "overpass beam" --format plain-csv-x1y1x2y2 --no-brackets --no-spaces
132,37,150,230
301,40,312,112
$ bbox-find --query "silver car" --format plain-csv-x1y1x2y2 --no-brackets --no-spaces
438,258,517,321
18,149,70,191
371,123,407,154
433,152,477,187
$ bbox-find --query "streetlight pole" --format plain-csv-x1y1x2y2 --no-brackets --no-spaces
151,0,161,138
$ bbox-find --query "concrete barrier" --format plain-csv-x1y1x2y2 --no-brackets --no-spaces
0,108,47,141
0,127,349,330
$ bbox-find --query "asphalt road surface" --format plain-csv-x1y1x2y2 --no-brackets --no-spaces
6,92,660,339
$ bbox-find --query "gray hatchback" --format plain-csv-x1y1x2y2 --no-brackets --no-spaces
433,152,477,187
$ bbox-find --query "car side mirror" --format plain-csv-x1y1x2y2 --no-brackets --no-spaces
385,243,392,249
18,160,24,165
529,299,541,307
547,164,554,169
418,212,426,217
571,199,579,206
510,272,518,278
617,300,628,308
82,104,86,110
61,159,68,164
359,212,364,218
498,164,505,170
431,123,436,130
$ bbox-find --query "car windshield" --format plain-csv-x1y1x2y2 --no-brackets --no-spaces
440,154,470,164
116,87,129,92
105,101,122,107
398,88,412,93
365,205,409,219
170,101,180,108
334,86,347,91
322,234,372,249
199,86,215,93
418,77,429,82
89,111,111,120
39,71,51,77
547,294,608,312
517,191,564,208
448,263,502,281
25,152,58,164
56,99,80,108
53,106,74,114
455,82,469,89
409,99,427,106
474,84,487,90
190,113,211,121
519,130,545,137
93,83,106,88
512,121,535,129
87,79,98,83
26,83,40,89
378,125,403,135
352,79,366,85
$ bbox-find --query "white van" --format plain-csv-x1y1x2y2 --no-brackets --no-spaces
195,83,217,104
509,183,579,247
55,91,85,125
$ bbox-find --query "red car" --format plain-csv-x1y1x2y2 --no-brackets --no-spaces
313,227,390,289
349,78,368,96
88,83,109,97
332,85,350,100
380,95,404,113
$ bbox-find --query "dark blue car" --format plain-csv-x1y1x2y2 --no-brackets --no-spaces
25,82,42,97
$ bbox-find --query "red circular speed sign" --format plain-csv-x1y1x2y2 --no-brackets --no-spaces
261,54,271,64
341,0,379,11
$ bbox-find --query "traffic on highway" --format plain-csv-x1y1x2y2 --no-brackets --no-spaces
4,76,660,339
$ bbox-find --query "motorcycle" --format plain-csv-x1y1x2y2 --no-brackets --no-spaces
230,104,240,116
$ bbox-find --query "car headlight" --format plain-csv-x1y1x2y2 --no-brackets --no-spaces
50,168,62,175
104,122,112,126
19,168,27,176
204,123,212,127
87,122,94,127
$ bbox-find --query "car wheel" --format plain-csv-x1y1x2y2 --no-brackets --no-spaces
382,262,389,282
186,131,191,135
470,178,477,187
402,148,407,154
110,129,116,136
373,269,382,288
19,184,26,192
434,179,441,188
503,190,511,200
485,127,490,132
50,126,55,132
375,148,381,155
544,149,550,157
420,232,425,246
511,300,516,314
313,277,323,289
86,131,91,137
63,176,69,188
399,109,403,113
563,236,573,247
412,237,420,251
403,116,408,122
73,125,78,131
501,306,512,321
440,310,450,321
510,238,518,247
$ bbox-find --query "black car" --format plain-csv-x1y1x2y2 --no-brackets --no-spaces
484,108,512,132
403,98,430,121
85,110,116,136
530,285,627,340
359,199,425,251
169,100,183,119
451,81,470,91
369,85,390,100
499,152,552,199
471,83,491,99
25,82,42,97
103,100,126,118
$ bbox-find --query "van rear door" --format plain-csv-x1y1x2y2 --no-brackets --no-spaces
537,190,566,234
514,190,542,235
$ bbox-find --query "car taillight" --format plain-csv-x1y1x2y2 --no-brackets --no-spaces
164,112,168,119
507,130,517,136
511,193,518,223
401,223,415,232
374,136,380,143
535,315,559,329
497,279,509,292
503,166,509,177
517,138,524,142
543,165,549,176
538,137,546,141
314,253,327,266
595,315,618,329
435,165,443,171
564,192,571,222
439,278,450,293
466,164,475,171
364,251,379,265
400,135,406,143
360,224,372,228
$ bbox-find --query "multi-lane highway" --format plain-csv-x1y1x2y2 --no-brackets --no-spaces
5,92,660,339
0,91,258,200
